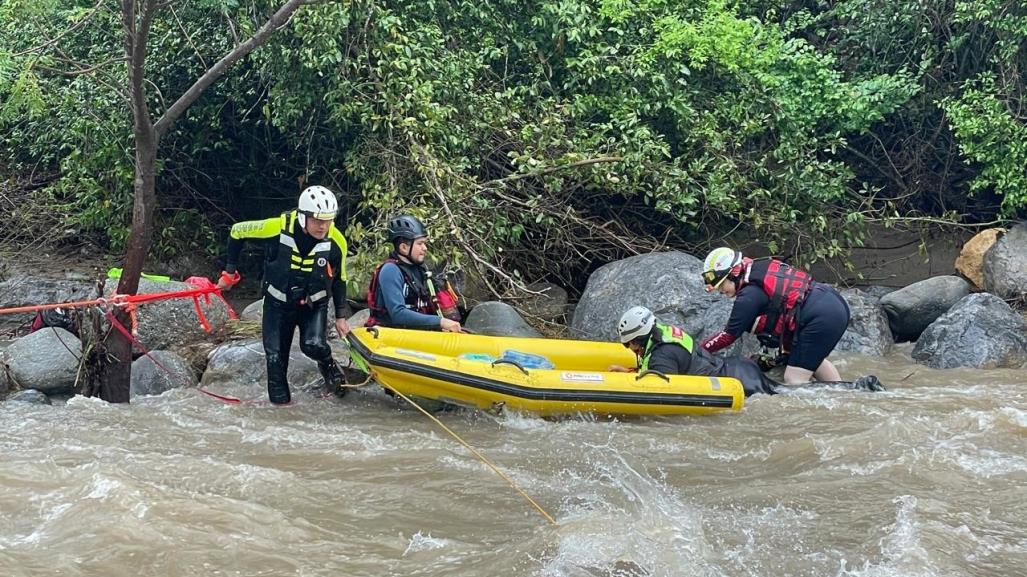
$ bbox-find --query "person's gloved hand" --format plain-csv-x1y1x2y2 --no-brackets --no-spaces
217,270,241,290
752,351,788,372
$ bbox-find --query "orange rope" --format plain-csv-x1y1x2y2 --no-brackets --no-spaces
0,286,227,317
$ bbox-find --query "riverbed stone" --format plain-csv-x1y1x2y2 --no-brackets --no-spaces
571,251,758,356
104,277,232,350
513,282,570,321
130,350,197,397
6,389,52,405
200,337,324,390
879,276,971,342
859,285,898,300
239,299,263,322
1,327,81,394
346,308,371,329
983,223,1027,303
955,228,1004,290
464,301,541,337
911,293,1027,369
835,288,893,356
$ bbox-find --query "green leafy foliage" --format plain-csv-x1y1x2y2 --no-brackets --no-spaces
0,0,1022,294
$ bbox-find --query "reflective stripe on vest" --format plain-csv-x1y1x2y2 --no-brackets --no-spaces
265,211,335,304
639,323,694,372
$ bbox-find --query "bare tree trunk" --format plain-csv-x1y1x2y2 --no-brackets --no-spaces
102,128,158,403
93,0,307,402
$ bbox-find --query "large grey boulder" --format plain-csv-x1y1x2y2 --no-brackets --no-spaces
1,328,81,394
835,288,893,356
983,223,1027,302
514,282,570,321
130,350,197,397
0,270,95,332
200,337,326,389
570,251,757,356
911,293,1027,369
105,278,233,350
879,276,971,342
464,301,542,337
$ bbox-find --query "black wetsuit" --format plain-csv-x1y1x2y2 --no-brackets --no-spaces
645,341,779,396
224,213,349,404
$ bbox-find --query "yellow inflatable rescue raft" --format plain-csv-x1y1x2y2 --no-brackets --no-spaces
347,326,744,417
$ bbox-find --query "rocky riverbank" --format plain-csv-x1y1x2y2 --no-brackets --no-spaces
2,225,1025,404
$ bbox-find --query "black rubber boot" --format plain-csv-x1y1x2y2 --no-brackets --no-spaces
266,352,292,405
318,359,347,397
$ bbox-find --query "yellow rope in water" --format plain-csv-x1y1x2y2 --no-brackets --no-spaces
378,378,557,525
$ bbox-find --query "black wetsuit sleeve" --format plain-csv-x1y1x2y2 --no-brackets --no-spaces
224,237,244,274
645,344,693,375
331,252,349,319
725,286,770,337
224,217,282,274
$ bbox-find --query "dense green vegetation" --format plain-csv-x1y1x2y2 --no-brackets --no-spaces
1,0,1024,294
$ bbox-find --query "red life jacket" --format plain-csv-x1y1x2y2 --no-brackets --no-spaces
365,257,437,327
745,259,813,347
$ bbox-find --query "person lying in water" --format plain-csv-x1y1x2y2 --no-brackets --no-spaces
608,306,778,396
609,306,885,395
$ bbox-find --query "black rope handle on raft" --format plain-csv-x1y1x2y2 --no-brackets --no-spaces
491,358,529,375
635,370,670,382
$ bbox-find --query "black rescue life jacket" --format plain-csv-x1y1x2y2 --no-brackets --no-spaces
263,211,339,305
365,256,438,327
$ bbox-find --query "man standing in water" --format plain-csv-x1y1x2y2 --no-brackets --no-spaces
364,214,462,332
217,186,351,405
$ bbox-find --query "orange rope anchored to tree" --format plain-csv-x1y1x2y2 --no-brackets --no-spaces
0,277,243,403
0,280,238,325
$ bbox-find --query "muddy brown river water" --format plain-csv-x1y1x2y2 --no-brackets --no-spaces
1,345,1024,577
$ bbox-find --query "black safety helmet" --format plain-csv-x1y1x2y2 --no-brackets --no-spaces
387,215,428,244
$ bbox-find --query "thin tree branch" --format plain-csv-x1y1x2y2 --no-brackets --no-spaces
13,0,106,57
170,4,208,70
37,56,128,76
154,0,308,136
484,156,625,186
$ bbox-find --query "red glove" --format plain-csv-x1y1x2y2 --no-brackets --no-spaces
219,270,241,287
701,331,737,353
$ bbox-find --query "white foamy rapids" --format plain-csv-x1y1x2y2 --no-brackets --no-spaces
836,495,941,577
537,445,721,577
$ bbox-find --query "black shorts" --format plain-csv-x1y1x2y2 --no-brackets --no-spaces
787,284,850,371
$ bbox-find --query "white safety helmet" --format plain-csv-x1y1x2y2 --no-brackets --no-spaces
297,185,339,222
702,247,743,290
617,305,655,344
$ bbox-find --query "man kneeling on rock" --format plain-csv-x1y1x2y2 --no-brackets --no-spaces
610,306,779,396
216,186,351,405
